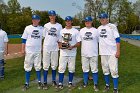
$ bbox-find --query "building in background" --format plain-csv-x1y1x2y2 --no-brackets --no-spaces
132,25,140,35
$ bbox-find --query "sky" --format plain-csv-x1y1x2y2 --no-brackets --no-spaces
4,0,137,19
4,0,85,19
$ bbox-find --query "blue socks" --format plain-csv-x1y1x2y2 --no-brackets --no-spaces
83,72,89,85
104,75,119,89
69,72,74,83
59,72,74,84
59,73,64,84
52,70,56,81
43,70,48,83
26,71,41,84
113,78,118,89
92,73,98,85
104,75,110,86
36,71,41,82
25,71,30,84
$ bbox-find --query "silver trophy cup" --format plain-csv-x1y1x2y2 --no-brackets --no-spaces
62,33,71,49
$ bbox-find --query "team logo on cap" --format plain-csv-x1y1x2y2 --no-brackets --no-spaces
32,14,40,20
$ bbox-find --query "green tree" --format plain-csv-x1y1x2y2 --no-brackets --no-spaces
84,0,103,27
117,0,135,33
6,0,22,34
0,0,9,31
8,0,21,13
134,0,140,19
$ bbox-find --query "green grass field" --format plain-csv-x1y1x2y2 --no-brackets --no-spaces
0,41,140,93
8,38,21,44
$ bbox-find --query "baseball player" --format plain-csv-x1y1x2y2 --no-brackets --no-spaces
98,13,120,93
80,16,99,91
21,14,43,91
57,16,81,89
0,23,8,80
42,10,62,89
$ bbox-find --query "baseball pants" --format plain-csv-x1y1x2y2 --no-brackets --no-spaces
43,51,58,70
24,53,42,72
101,55,119,78
82,56,98,73
58,56,76,73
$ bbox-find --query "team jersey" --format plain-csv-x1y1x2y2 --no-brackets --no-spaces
0,29,8,52
59,28,81,56
43,22,62,52
21,25,43,53
80,27,99,57
98,23,120,55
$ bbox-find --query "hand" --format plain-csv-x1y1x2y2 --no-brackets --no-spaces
115,51,120,58
21,50,25,55
67,46,74,50
4,50,8,55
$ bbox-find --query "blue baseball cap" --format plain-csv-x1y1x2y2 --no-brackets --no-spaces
32,14,40,20
48,10,56,16
99,13,108,19
65,16,73,21
84,16,93,22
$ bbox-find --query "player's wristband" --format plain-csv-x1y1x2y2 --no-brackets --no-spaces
22,39,27,44
115,37,120,43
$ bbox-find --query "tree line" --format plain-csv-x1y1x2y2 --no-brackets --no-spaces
0,0,140,34
0,0,66,34
75,0,140,34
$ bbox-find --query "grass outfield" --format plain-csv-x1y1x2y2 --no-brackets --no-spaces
0,41,140,93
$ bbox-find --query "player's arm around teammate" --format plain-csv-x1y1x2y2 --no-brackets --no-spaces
0,23,9,80
79,16,99,91
57,16,81,89
42,10,63,89
21,14,43,91
98,13,120,93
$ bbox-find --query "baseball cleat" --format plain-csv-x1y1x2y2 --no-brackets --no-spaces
58,83,63,90
83,83,87,88
94,84,99,92
68,82,73,88
113,89,118,93
0,77,4,80
37,82,43,89
103,85,110,92
43,83,48,90
22,84,29,91
52,81,57,87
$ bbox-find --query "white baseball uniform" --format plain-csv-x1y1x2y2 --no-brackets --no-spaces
0,29,8,60
98,23,120,78
21,25,43,72
58,28,81,73
43,22,62,70
80,27,99,73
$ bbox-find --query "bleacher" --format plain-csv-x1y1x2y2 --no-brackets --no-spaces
7,34,140,40
8,35,21,38
120,34,140,40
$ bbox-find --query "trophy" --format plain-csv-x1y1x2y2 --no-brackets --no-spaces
62,33,71,49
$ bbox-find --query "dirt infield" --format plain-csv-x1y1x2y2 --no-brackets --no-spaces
5,44,23,60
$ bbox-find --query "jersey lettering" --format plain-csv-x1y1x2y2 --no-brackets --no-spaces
83,32,93,40
31,30,40,39
100,29,107,38
48,27,57,37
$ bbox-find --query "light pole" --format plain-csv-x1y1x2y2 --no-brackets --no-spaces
0,0,5,4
